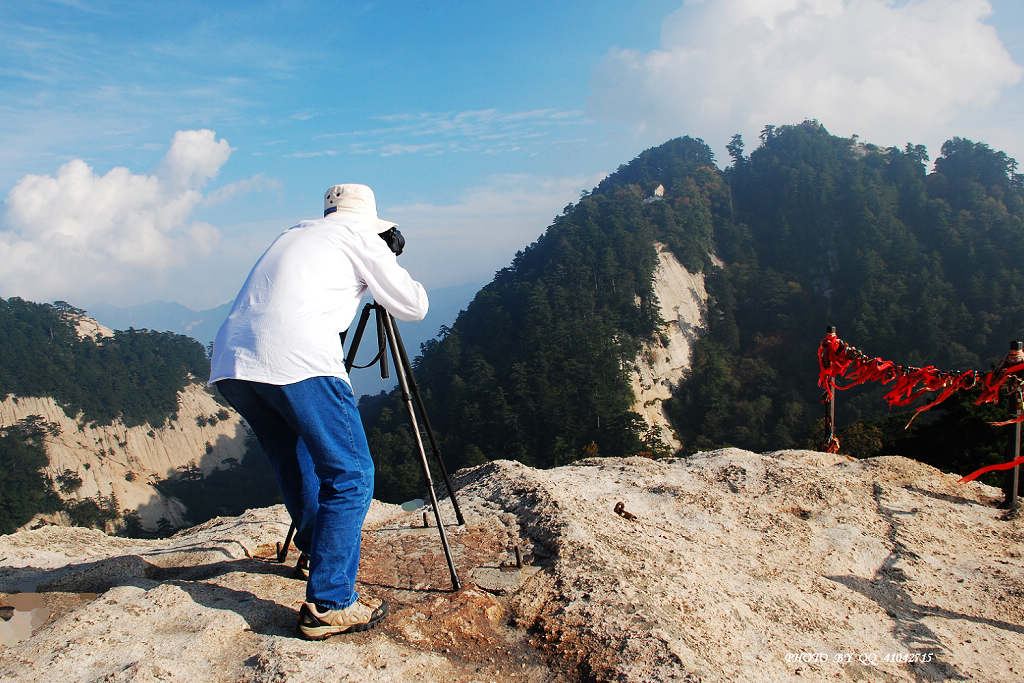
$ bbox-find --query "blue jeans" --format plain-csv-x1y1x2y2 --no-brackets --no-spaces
216,376,374,611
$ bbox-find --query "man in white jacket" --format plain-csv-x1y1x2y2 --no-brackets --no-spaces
210,184,428,639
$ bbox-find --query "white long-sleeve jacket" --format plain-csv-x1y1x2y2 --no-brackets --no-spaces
209,214,428,386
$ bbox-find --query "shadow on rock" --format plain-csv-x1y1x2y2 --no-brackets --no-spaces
168,578,300,638
826,483,1024,682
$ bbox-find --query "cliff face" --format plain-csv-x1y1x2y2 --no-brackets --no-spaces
628,242,714,453
0,384,246,530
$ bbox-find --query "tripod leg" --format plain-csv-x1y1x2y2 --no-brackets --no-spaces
380,311,462,591
344,303,374,373
277,522,296,563
389,315,466,525
375,306,389,379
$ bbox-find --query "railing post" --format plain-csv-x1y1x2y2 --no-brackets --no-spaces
1010,341,1023,510
1012,407,1021,510
829,328,836,435
823,325,839,453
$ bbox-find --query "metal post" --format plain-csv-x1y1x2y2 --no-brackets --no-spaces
1011,341,1024,510
829,383,836,438
1013,405,1021,510
824,325,838,453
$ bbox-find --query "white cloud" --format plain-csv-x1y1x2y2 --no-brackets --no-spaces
158,129,232,189
315,108,588,158
202,173,282,206
389,173,604,289
284,150,338,158
379,143,446,157
0,129,232,305
590,0,1023,162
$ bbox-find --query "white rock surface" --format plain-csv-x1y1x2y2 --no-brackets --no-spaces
628,242,711,453
69,314,114,340
2,450,1021,681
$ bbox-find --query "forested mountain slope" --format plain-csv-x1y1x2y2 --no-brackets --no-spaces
364,122,1024,503
1,299,209,429
363,137,733,501
670,123,1024,483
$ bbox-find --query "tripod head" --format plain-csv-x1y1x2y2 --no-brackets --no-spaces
342,301,392,380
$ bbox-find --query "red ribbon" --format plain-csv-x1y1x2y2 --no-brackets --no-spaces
959,456,1024,483
975,362,1024,405
817,334,1024,484
988,414,1024,427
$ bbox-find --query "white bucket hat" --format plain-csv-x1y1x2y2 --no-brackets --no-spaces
323,184,398,233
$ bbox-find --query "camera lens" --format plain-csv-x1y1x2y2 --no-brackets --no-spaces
380,227,405,255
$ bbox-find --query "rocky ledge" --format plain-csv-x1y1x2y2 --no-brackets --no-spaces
1,449,1022,681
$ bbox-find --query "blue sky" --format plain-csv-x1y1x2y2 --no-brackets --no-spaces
2,0,1023,310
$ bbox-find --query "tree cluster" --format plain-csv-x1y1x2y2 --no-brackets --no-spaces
0,416,62,533
0,298,210,428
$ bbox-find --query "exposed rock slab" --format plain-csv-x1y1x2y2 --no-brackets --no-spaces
628,242,710,453
69,313,114,340
1,449,1022,681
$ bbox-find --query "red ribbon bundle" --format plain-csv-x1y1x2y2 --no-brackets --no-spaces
818,333,1024,483
818,334,1023,416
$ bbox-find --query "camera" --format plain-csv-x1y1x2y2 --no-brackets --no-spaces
379,227,405,256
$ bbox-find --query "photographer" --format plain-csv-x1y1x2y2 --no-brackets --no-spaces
209,184,427,639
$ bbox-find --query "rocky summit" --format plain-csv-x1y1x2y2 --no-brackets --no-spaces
1,448,1023,681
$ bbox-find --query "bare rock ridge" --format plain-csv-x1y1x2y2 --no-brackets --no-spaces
69,313,114,341
2,449,1022,681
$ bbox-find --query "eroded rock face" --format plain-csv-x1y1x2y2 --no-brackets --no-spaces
68,314,114,341
628,242,712,453
0,384,246,530
1,450,1019,681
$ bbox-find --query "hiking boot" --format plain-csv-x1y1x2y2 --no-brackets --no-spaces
294,553,310,580
297,596,389,640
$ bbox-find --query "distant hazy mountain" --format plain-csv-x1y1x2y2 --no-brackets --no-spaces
85,300,231,347
86,281,483,396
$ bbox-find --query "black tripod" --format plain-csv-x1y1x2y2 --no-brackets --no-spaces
276,301,464,590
